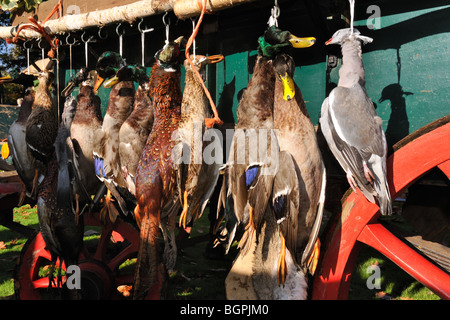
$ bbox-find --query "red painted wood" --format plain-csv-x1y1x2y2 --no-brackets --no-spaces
312,120,450,300
358,223,450,300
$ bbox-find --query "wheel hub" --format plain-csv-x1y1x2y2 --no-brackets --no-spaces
78,260,115,300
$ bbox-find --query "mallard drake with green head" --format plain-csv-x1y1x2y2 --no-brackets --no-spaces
219,26,315,255
93,52,134,189
133,37,184,300
93,52,135,221
174,54,224,230
104,64,153,197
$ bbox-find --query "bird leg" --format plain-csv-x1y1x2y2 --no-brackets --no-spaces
99,189,120,224
346,169,359,193
178,190,189,229
277,233,287,285
238,206,255,255
31,168,39,198
74,193,80,225
363,161,375,184
306,238,321,276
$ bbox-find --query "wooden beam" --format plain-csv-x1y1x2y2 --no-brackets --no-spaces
173,0,258,20
0,0,176,40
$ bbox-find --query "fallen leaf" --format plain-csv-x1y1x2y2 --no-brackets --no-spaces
376,291,393,300
117,285,132,297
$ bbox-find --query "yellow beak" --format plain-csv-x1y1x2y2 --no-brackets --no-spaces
103,75,120,89
289,35,316,48
94,75,105,93
1,142,10,159
279,72,295,101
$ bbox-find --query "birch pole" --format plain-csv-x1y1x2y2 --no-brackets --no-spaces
0,0,259,40
0,0,176,40
174,0,258,20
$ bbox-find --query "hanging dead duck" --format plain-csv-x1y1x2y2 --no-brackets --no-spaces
25,70,58,195
319,28,392,215
103,64,153,197
62,68,105,214
93,51,135,221
174,54,224,230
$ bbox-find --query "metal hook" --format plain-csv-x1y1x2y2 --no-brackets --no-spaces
268,0,280,27
138,18,154,66
23,40,33,50
66,33,76,46
163,12,171,44
81,31,94,69
98,26,108,40
162,12,170,26
116,23,126,56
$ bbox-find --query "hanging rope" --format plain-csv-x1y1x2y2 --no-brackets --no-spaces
7,0,63,58
349,0,355,35
185,0,223,128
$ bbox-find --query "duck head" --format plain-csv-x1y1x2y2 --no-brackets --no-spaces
37,71,55,90
258,26,315,101
273,53,296,101
61,67,90,97
325,28,373,46
103,64,149,88
94,51,126,92
155,36,186,72
258,26,315,59
184,54,224,81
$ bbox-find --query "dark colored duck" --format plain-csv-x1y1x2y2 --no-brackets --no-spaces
133,37,184,300
62,68,105,213
6,86,36,199
25,71,58,194
319,28,392,215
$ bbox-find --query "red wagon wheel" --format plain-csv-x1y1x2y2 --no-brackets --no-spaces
14,211,139,300
313,116,450,300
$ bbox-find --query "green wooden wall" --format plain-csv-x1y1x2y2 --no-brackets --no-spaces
58,0,449,151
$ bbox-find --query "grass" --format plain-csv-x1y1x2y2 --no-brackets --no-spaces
0,204,444,300
0,204,39,298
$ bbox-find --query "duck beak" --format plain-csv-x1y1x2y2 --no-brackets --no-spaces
61,82,75,97
1,142,10,159
206,54,224,65
279,72,295,101
289,35,316,48
94,75,105,93
325,37,333,45
0,75,12,83
103,75,120,88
